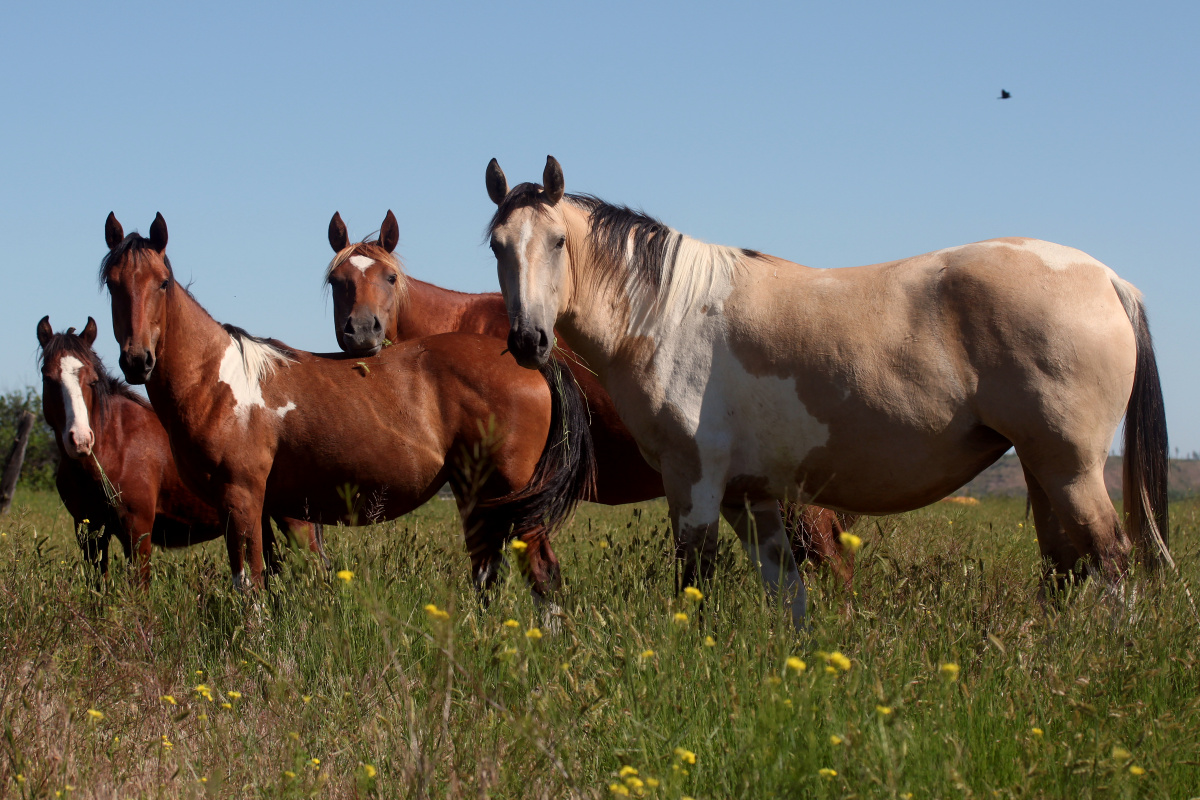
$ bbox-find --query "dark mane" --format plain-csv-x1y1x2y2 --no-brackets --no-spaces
98,233,174,286
38,330,149,427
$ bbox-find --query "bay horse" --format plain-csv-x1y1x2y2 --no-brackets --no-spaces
99,213,594,602
484,156,1170,627
37,316,325,585
324,210,857,585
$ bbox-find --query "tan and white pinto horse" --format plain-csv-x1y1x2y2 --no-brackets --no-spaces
485,156,1170,627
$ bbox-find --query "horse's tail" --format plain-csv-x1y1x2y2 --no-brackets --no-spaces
494,357,597,541
1112,278,1172,571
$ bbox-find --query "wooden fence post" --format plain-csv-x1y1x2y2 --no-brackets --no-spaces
0,410,35,515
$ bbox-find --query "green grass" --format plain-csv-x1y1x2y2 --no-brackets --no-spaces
1,488,1198,799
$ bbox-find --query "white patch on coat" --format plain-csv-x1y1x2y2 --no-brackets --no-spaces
349,255,375,274
217,334,295,424
58,355,93,456
274,401,296,419
940,238,1115,277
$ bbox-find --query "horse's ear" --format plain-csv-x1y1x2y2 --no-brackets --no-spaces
486,158,508,206
542,155,564,205
329,212,349,252
149,212,168,252
380,210,399,253
105,212,124,250
36,316,53,348
81,317,98,347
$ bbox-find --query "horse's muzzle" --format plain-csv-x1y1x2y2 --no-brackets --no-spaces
507,322,551,369
339,312,385,355
119,350,155,384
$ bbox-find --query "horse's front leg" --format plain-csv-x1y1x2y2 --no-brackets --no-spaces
222,483,266,590
662,463,726,594
722,499,807,630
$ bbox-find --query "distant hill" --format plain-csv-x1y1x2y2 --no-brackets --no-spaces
956,454,1200,499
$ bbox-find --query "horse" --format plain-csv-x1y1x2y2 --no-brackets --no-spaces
99,212,595,602
483,156,1170,628
324,210,857,585
37,316,325,585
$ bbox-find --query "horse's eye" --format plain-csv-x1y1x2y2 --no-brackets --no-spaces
387,274,398,285
555,237,566,250
489,240,501,255
160,279,170,290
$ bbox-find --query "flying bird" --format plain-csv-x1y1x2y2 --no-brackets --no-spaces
999,89,1011,99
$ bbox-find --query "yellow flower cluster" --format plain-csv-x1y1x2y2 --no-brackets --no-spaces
939,662,961,681
525,627,543,640
683,586,704,602
510,539,528,553
819,767,838,778
838,532,863,553
424,603,450,621
785,656,806,673
672,612,689,625
816,651,851,674
503,619,520,628
86,709,104,721
194,684,213,702
336,569,354,583
674,747,696,765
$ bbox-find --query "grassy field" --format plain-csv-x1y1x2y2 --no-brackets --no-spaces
0,489,1198,799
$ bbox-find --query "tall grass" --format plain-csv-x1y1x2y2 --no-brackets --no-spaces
0,489,1197,798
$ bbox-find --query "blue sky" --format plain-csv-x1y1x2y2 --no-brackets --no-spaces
2,1,1197,453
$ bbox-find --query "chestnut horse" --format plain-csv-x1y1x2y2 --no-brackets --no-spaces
484,156,1170,628
100,213,594,601
37,316,324,585
324,210,855,584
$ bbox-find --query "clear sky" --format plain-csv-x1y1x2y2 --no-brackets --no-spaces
2,1,1197,453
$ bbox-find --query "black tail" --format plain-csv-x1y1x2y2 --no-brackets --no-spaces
1115,281,1171,570
490,357,597,540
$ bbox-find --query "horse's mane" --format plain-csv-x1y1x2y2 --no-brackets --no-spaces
488,185,755,332
324,240,410,303
38,330,150,427
98,233,175,286
221,324,297,384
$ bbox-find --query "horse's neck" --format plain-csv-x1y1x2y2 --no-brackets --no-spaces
149,288,230,416
396,279,508,340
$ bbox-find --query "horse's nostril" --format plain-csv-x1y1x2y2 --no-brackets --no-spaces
343,318,356,335
538,329,550,350
372,317,382,332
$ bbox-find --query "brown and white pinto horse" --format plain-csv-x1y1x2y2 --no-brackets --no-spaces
324,211,857,584
485,156,1170,627
100,213,594,601
37,316,324,585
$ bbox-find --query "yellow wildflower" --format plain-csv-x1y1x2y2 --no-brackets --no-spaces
674,747,697,765
16,774,25,784
510,539,528,553
1031,727,1044,738
609,783,630,796
828,652,851,671
825,665,837,675
197,713,208,721
640,649,656,660
161,695,176,705
227,691,241,700
786,656,806,673
684,586,704,602
86,708,104,721
624,777,644,790
765,675,782,686
525,627,543,640
939,662,961,681
424,603,450,621
1111,746,1132,761
302,695,313,704
830,734,844,746
284,770,296,779
503,619,520,628
838,532,862,553
310,757,320,767
161,735,174,749
645,777,660,788
819,768,837,778
220,702,232,709
363,764,377,779
1129,765,1145,776
876,705,893,716
673,612,689,625
336,569,354,583
619,766,639,778
704,636,716,647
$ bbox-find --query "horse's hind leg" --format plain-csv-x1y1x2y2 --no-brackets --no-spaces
1022,464,1085,593
1019,456,1130,585
722,499,807,629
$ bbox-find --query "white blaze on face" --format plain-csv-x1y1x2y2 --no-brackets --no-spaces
349,255,375,275
58,356,94,457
